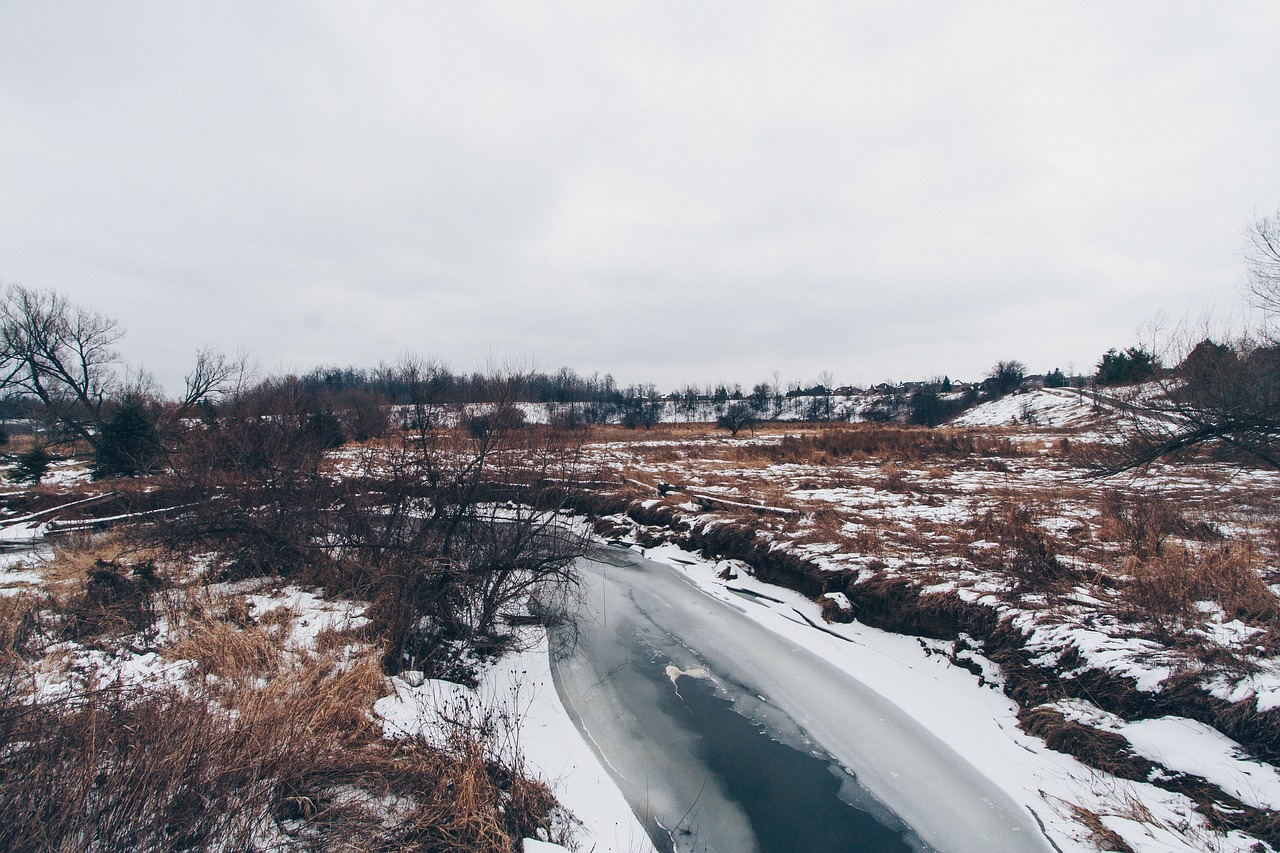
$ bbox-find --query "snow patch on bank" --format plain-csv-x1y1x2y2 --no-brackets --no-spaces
375,632,656,853
631,541,1274,853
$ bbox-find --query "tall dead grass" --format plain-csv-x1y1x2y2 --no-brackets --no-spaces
1097,490,1221,559
1123,542,1279,628
970,500,1073,592
167,609,286,682
0,592,49,665
0,530,571,853
760,424,1022,465
0,652,566,852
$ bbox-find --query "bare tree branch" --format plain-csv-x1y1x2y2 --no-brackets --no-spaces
1244,207,1280,315
0,285,122,447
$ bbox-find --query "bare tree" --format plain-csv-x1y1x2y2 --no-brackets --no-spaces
985,360,1026,398
1102,333,1280,473
178,348,243,414
1,286,240,477
155,361,594,680
1101,213,1280,473
717,401,758,436
1244,207,1280,315
818,369,835,421
0,285,121,446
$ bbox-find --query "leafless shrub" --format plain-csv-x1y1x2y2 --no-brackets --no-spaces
144,366,591,681
1096,490,1219,559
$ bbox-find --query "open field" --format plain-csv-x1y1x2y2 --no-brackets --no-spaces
1,387,1278,852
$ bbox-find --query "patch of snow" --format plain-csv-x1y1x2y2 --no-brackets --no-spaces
823,591,852,610
245,587,369,651
376,633,655,853
631,541,1264,853
1122,717,1280,811
40,459,92,487
522,841,570,853
1056,699,1280,811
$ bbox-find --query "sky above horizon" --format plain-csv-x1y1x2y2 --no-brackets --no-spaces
3,2,1279,393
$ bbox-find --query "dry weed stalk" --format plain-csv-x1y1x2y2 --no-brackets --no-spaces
0,592,49,666
1068,804,1137,853
1123,541,1279,627
0,642,566,852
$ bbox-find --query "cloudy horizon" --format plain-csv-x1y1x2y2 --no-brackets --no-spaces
3,2,1279,394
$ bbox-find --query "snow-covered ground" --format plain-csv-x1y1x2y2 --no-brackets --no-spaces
615,541,1277,853
563,408,1280,851
376,634,656,853
952,387,1106,430
4,391,1276,852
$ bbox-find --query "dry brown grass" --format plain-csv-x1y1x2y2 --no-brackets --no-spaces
968,499,1073,591
0,592,49,666
0,643,567,853
1123,542,1280,628
1068,805,1137,853
759,424,1023,465
1096,490,1219,559
36,533,173,597
879,463,910,493
167,610,285,681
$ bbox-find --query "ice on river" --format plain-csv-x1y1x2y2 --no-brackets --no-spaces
548,550,1056,853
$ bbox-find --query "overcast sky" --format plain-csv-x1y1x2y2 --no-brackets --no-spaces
2,2,1278,392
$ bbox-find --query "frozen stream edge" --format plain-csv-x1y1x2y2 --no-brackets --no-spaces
549,547,1055,853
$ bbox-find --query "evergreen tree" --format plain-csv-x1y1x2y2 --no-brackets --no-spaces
93,399,161,478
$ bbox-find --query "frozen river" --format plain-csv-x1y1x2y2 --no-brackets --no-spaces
546,547,1054,853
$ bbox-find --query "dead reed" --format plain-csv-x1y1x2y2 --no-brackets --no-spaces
0,651,566,852
1123,542,1279,628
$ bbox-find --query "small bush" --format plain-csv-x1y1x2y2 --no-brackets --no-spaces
64,559,164,641
1096,490,1216,559
716,402,758,436
93,398,161,478
465,407,527,438
9,443,51,483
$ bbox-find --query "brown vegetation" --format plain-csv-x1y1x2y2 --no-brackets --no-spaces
0,658,565,852
1122,542,1279,628
758,424,1023,465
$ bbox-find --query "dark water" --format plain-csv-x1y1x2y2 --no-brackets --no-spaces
550,551,1049,853
575,611,923,853
645,652,918,853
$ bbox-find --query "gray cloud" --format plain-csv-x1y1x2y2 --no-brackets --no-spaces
2,1,1278,392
